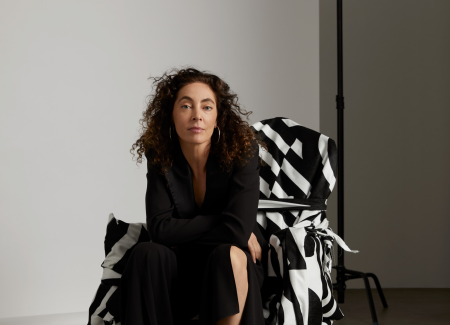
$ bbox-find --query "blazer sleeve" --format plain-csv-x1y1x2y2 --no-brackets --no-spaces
145,151,223,247
192,141,261,249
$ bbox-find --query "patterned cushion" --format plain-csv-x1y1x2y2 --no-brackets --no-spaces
88,213,149,325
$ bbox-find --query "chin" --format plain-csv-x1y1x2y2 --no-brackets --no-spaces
180,136,211,145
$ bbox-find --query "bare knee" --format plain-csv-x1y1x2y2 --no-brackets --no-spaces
230,246,247,273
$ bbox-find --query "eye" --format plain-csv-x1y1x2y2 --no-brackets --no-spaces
205,106,213,111
181,105,190,109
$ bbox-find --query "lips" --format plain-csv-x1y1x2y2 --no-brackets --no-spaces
189,127,204,134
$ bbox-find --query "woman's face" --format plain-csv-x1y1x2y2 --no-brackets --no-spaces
172,82,218,147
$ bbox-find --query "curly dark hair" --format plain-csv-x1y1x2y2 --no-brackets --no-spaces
130,66,268,176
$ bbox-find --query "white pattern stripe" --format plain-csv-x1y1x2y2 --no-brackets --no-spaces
304,236,323,299
281,158,311,195
252,121,265,131
259,148,281,176
257,124,291,155
318,134,336,191
289,268,310,324
323,299,337,318
291,138,303,159
271,181,292,199
270,235,284,278
259,177,271,198
256,211,268,230
322,275,332,307
282,118,302,127
280,293,297,324
104,312,114,322
102,223,142,269
258,199,308,210
297,210,322,224
266,211,289,230
90,286,118,325
102,267,122,280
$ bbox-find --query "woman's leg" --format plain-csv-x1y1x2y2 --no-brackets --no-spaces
216,245,248,325
198,243,266,325
119,241,178,325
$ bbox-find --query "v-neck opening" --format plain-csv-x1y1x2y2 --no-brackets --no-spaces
176,142,211,213
192,172,207,211
190,160,209,213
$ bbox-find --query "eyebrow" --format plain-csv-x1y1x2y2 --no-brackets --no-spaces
177,96,215,105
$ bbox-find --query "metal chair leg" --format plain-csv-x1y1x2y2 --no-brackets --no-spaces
345,269,379,325
366,272,388,308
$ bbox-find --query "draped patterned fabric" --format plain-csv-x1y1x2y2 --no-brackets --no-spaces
88,214,149,325
251,117,357,325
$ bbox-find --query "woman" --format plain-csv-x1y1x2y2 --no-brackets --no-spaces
122,67,269,325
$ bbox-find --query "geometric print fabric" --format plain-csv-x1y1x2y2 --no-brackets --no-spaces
252,117,356,325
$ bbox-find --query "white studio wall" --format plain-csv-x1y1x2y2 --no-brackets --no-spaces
0,0,320,318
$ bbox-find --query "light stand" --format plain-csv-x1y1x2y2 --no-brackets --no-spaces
332,1,388,324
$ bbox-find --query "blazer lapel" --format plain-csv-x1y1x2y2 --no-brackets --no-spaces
202,153,232,214
165,141,232,219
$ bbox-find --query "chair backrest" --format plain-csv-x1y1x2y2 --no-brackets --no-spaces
252,117,338,241
251,117,344,324
251,116,337,203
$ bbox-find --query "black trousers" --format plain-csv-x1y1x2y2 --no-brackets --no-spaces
119,241,266,325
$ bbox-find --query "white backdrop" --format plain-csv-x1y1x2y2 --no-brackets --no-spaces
0,0,320,318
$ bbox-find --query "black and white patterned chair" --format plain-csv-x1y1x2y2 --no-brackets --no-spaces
251,117,357,325
87,117,356,325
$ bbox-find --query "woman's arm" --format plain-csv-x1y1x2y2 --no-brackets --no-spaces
145,152,223,247
192,141,261,249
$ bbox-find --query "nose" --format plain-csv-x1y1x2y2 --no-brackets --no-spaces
192,106,203,120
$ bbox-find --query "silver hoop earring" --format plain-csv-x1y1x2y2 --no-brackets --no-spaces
215,126,220,144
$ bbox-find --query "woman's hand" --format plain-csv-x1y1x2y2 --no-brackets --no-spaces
247,232,262,263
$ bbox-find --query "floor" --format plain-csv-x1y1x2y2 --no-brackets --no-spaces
0,289,448,324
0,312,87,325
333,288,450,325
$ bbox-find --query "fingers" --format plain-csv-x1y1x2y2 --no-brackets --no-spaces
253,234,261,263
248,232,263,263
255,246,260,263
250,243,256,263
248,243,256,263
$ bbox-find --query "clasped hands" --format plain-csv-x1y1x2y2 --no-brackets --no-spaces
246,232,262,264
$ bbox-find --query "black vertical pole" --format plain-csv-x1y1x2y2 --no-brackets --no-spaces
335,0,346,304
332,1,388,324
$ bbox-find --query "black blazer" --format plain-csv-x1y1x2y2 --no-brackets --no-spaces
144,139,268,255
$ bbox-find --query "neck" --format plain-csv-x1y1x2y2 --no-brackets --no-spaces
178,139,211,177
